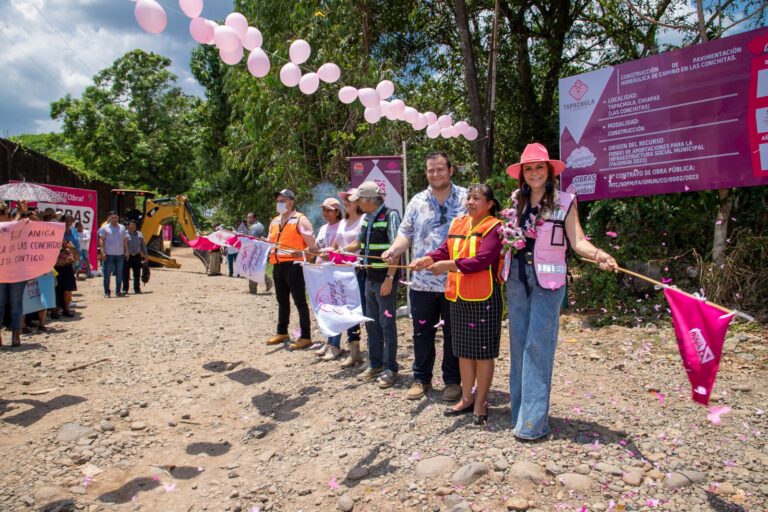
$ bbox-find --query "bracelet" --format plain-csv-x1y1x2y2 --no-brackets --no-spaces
385,275,394,280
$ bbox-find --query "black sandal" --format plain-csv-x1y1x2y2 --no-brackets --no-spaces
443,400,475,417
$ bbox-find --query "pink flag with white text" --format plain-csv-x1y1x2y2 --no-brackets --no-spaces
664,288,734,405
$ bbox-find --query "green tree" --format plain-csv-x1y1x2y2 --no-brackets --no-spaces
50,49,199,193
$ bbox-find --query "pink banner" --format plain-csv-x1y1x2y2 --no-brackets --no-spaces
11,181,99,270
664,288,734,405
180,233,220,252
349,156,403,215
0,221,66,283
559,27,768,200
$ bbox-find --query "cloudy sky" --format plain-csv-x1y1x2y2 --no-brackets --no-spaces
0,0,234,136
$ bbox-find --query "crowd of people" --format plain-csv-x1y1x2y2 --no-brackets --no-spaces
261,144,618,438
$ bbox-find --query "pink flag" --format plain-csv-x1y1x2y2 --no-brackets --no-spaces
180,234,221,252
328,251,358,264
664,288,734,405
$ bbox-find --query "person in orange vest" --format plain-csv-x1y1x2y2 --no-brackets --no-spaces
410,184,503,426
265,189,319,350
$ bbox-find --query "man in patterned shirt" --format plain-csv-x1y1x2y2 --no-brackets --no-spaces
383,152,467,402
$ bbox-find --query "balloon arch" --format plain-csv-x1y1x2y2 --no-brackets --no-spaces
132,0,480,141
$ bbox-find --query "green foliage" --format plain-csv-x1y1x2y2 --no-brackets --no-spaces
50,49,199,194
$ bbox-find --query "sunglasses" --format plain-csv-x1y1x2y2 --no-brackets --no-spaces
439,205,447,225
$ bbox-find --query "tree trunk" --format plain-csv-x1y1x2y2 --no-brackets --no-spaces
453,0,489,179
712,189,733,264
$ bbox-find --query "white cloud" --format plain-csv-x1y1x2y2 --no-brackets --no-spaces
0,0,234,135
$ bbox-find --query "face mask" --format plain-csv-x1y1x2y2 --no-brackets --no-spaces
276,202,288,214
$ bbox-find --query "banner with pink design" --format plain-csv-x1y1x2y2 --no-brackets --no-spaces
302,264,371,337
559,27,768,200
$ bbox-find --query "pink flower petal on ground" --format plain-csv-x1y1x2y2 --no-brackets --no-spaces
606,231,618,238
409,451,421,461
646,498,660,507
433,320,445,328
197,466,205,472
250,507,262,512
656,392,666,405
163,483,176,492
418,320,427,325
707,405,732,425
151,475,160,481
292,327,301,338
383,310,393,318
328,477,339,490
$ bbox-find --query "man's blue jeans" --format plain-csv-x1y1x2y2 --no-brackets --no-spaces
506,258,566,439
364,278,399,372
0,281,27,330
103,255,124,295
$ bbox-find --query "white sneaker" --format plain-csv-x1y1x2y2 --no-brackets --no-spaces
315,344,328,357
323,345,342,361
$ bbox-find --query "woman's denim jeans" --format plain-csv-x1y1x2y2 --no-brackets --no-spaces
0,281,27,330
506,258,565,439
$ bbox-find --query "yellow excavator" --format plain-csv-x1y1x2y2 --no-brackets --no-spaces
109,189,203,269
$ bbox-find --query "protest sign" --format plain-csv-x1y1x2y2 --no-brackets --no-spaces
23,272,56,314
11,182,99,269
0,221,65,283
559,26,768,200
303,264,372,337
234,238,270,284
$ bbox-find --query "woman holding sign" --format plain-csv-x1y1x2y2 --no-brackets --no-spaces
410,184,503,426
501,143,617,440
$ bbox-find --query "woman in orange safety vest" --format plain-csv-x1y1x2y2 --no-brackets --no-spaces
410,184,503,426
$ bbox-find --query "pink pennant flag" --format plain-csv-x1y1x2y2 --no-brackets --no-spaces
180,233,222,251
328,251,358,264
664,288,734,405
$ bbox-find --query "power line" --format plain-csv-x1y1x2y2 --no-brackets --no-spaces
32,3,93,76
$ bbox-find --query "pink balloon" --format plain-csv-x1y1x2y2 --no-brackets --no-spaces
214,25,241,53
225,13,249,39
279,63,302,87
190,17,214,44
338,86,358,104
464,127,479,141
299,73,320,94
440,127,453,139
437,114,453,129
247,48,270,77
241,27,263,50
205,20,218,43
220,46,243,65
379,100,391,117
317,63,341,83
135,0,167,34
364,106,382,124
357,88,381,109
454,120,469,135
403,107,418,124
289,39,311,64
412,114,428,130
426,124,440,139
179,0,203,18
425,111,437,125
376,80,394,100
388,99,405,118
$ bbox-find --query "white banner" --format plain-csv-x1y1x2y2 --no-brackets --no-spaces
234,238,270,283
302,264,372,337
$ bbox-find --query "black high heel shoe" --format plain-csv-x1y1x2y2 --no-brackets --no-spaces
443,401,475,417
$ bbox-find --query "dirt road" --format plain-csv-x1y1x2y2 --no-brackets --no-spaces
0,248,766,512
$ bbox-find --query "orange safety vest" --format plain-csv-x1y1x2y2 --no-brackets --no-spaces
268,212,309,264
444,215,501,302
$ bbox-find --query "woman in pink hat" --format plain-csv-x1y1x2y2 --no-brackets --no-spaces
501,143,617,440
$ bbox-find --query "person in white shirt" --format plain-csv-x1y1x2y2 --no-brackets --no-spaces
313,198,345,360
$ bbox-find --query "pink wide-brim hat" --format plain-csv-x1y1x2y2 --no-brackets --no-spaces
505,143,566,179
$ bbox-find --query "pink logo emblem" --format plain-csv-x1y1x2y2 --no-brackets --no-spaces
569,80,589,101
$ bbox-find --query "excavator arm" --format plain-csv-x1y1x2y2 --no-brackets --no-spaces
141,195,201,269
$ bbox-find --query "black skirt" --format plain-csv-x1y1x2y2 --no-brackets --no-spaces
450,283,503,359
54,265,77,292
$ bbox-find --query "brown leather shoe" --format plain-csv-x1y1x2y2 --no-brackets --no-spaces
442,383,462,402
11,330,21,347
406,382,432,400
288,338,313,350
266,334,289,345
